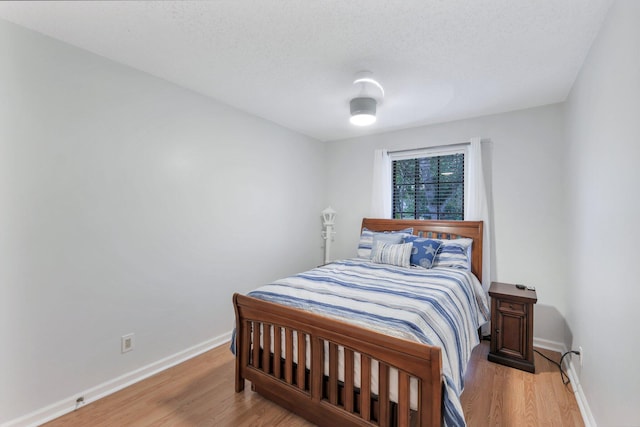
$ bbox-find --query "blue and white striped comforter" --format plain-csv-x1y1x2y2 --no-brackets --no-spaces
248,258,490,427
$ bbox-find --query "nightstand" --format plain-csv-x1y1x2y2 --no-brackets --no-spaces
488,282,537,373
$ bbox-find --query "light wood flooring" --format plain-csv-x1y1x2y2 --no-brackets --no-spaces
43,341,583,427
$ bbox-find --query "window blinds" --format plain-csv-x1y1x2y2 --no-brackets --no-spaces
392,153,465,220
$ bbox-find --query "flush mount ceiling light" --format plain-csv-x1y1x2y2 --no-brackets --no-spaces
349,71,384,127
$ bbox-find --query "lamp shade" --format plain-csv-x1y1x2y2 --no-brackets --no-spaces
349,97,377,126
321,206,336,226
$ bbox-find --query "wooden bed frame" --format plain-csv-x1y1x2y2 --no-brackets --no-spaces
233,218,483,427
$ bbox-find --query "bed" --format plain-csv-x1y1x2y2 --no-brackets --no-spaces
232,218,488,427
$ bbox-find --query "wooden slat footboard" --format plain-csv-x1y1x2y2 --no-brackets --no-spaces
233,293,443,427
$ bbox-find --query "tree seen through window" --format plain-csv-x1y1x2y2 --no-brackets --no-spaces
392,153,464,220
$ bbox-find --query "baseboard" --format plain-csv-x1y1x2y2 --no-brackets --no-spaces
532,336,597,427
2,331,232,427
565,358,597,427
533,336,567,354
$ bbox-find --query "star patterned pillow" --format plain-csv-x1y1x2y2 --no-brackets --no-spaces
403,236,442,269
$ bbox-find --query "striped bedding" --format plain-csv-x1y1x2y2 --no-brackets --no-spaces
246,258,490,427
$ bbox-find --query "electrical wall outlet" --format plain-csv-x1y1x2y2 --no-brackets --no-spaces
121,333,134,353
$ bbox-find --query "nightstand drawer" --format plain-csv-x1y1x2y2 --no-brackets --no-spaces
498,300,525,313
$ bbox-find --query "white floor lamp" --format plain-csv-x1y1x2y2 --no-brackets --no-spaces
321,207,336,265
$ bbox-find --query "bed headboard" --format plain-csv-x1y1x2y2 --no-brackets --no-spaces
361,218,484,282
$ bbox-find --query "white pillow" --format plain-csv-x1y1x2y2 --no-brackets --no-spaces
356,227,413,259
371,242,413,268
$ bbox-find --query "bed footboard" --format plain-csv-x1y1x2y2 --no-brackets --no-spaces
233,293,443,427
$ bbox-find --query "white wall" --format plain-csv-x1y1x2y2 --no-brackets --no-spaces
325,104,569,344
5,2,638,424
0,19,325,424
564,1,640,425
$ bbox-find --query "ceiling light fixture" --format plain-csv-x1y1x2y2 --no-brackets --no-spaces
350,97,377,126
353,77,385,98
350,71,384,127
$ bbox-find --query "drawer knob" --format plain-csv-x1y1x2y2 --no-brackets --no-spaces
509,304,514,309
495,328,500,334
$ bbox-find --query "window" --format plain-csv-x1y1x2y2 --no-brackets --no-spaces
391,150,465,220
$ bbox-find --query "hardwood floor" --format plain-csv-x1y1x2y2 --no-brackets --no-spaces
461,343,583,427
43,341,583,427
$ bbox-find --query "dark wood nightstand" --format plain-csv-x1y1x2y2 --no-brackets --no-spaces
488,281,537,373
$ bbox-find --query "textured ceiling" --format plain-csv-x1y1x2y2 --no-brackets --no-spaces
0,1,612,142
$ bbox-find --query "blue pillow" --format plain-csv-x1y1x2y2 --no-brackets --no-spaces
432,238,473,270
356,227,413,259
403,236,442,268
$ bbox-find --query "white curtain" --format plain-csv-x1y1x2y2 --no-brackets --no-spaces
465,137,491,291
371,149,391,218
